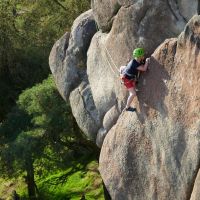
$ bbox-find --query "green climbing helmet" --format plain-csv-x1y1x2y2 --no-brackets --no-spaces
133,48,145,58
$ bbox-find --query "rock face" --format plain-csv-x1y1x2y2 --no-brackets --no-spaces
191,170,200,200
49,1,200,199
91,0,198,54
99,15,200,200
49,10,99,141
49,10,96,101
49,1,199,146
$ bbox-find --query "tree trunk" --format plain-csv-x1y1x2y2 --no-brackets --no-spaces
25,158,36,200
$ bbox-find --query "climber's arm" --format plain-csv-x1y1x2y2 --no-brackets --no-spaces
137,58,150,71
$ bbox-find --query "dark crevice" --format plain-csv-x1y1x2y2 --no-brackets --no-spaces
77,82,101,127
167,0,178,20
122,3,134,9
137,7,150,35
107,3,135,32
171,40,177,63
198,0,200,15
62,33,70,62
168,40,178,77
100,3,135,33
187,138,200,199
104,3,122,33
113,2,121,16
103,181,112,200
183,22,200,48
167,0,187,22
188,167,200,199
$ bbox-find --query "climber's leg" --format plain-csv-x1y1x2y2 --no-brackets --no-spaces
126,87,136,110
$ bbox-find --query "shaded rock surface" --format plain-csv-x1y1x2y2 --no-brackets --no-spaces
49,10,98,141
69,81,101,141
49,10,96,100
191,169,200,200
99,15,200,200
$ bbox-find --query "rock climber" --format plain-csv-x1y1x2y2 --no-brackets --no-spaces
120,48,150,112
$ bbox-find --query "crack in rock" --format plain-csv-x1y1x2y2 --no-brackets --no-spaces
167,0,187,22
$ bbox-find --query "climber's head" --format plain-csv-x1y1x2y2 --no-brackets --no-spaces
133,48,144,60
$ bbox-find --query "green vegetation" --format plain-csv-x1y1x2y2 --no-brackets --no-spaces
0,76,101,199
0,160,104,200
0,0,90,120
38,161,104,200
0,0,104,199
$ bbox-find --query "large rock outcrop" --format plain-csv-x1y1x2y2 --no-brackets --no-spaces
99,15,200,200
49,10,96,100
49,1,199,146
49,10,100,141
91,0,199,32
49,1,200,199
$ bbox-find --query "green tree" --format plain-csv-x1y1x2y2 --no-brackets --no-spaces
0,0,90,121
0,0,19,121
0,76,97,199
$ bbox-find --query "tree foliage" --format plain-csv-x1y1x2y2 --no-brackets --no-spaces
0,0,90,120
0,76,96,199
0,1,94,198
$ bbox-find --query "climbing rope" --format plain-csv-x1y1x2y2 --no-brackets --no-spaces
103,44,119,74
101,45,119,78
94,20,120,78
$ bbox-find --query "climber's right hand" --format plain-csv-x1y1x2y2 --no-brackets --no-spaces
146,58,150,64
